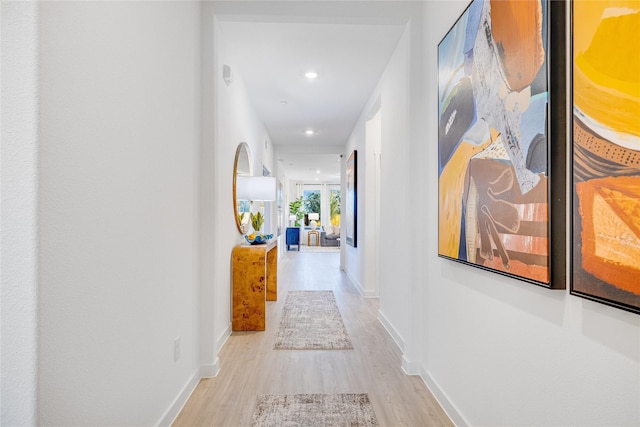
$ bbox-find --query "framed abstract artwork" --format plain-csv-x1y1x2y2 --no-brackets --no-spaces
571,1,640,314
437,0,566,288
346,150,357,247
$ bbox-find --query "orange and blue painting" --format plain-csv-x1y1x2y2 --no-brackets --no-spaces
572,1,640,313
438,0,558,286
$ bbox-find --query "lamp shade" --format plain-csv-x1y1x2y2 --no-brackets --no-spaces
249,176,276,201
308,213,319,221
236,176,251,200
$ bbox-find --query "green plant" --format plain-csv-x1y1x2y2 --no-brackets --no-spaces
289,196,304,226
304,191,321,215
328,190,341,226
250,211,264,233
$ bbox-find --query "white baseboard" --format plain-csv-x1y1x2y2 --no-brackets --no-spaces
420,367,468,427
156,369,201,427
343,268,378,297
376,311,464,426
157,325,231,427
216,323,232,352
344,269,365,296
377,309,405,353
401,355,421,375
377,310,416,375
200,357,220,378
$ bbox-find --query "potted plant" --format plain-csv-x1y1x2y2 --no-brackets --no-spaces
250,211,264,234
288,196,305,226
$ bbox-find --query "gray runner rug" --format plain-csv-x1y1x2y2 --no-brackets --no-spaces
251,394,378,426
274,290,354,350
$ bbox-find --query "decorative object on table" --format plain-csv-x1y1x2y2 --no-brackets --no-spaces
345,150,357,247
274,291,353,350
251,394,378,427
308,213,319,229
437,0,566,288
288,196,304,226
248,176,276,202
571,1,640,314
250,211,265,234
238,175,275,236
244,233,273,245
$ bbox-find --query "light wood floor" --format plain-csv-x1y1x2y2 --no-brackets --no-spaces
173,250,453,426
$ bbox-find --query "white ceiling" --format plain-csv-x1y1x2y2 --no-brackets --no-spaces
218,10,406,183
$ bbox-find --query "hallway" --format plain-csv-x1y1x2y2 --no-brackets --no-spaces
173,251,452,426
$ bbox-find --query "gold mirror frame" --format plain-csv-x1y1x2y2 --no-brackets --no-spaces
233,142,252,234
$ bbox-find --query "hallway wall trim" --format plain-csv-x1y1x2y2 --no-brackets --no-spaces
401,355,419,375
157,369,202,427
216,324,232,357
377,310,405,354
200,357,221,379
420,368,469,427
161,325,227,425
345,269,365,297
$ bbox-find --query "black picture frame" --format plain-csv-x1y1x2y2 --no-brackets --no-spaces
437,0,566,289
570,2,640,314
346,150,357,247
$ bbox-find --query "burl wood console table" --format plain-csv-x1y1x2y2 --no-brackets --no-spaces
231,239,277,331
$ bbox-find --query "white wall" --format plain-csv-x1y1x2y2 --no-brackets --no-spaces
417,2,640,426
343,15,421,360
1,2,39,425
343,118,367,292
377,26,412,353
200,6,276,371
36,2,202,425
198,0,218,379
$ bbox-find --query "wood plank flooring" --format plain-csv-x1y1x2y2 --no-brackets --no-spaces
173,250,453,426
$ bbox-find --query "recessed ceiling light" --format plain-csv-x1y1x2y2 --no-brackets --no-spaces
305,71,318,79
305,129,315,136
314,178,319,181
316,170,320,174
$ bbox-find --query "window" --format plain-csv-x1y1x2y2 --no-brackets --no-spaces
303,188,321,222
329,185,341,226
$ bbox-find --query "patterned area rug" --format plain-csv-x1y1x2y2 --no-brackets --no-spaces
251,394,378,426
300,245,340,253
274,291,353,350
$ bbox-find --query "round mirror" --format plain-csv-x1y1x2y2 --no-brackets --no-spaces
233,142,252,234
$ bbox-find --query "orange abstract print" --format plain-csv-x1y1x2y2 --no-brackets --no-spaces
572,1,640,311
438,0,552,285
577,176,640,295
